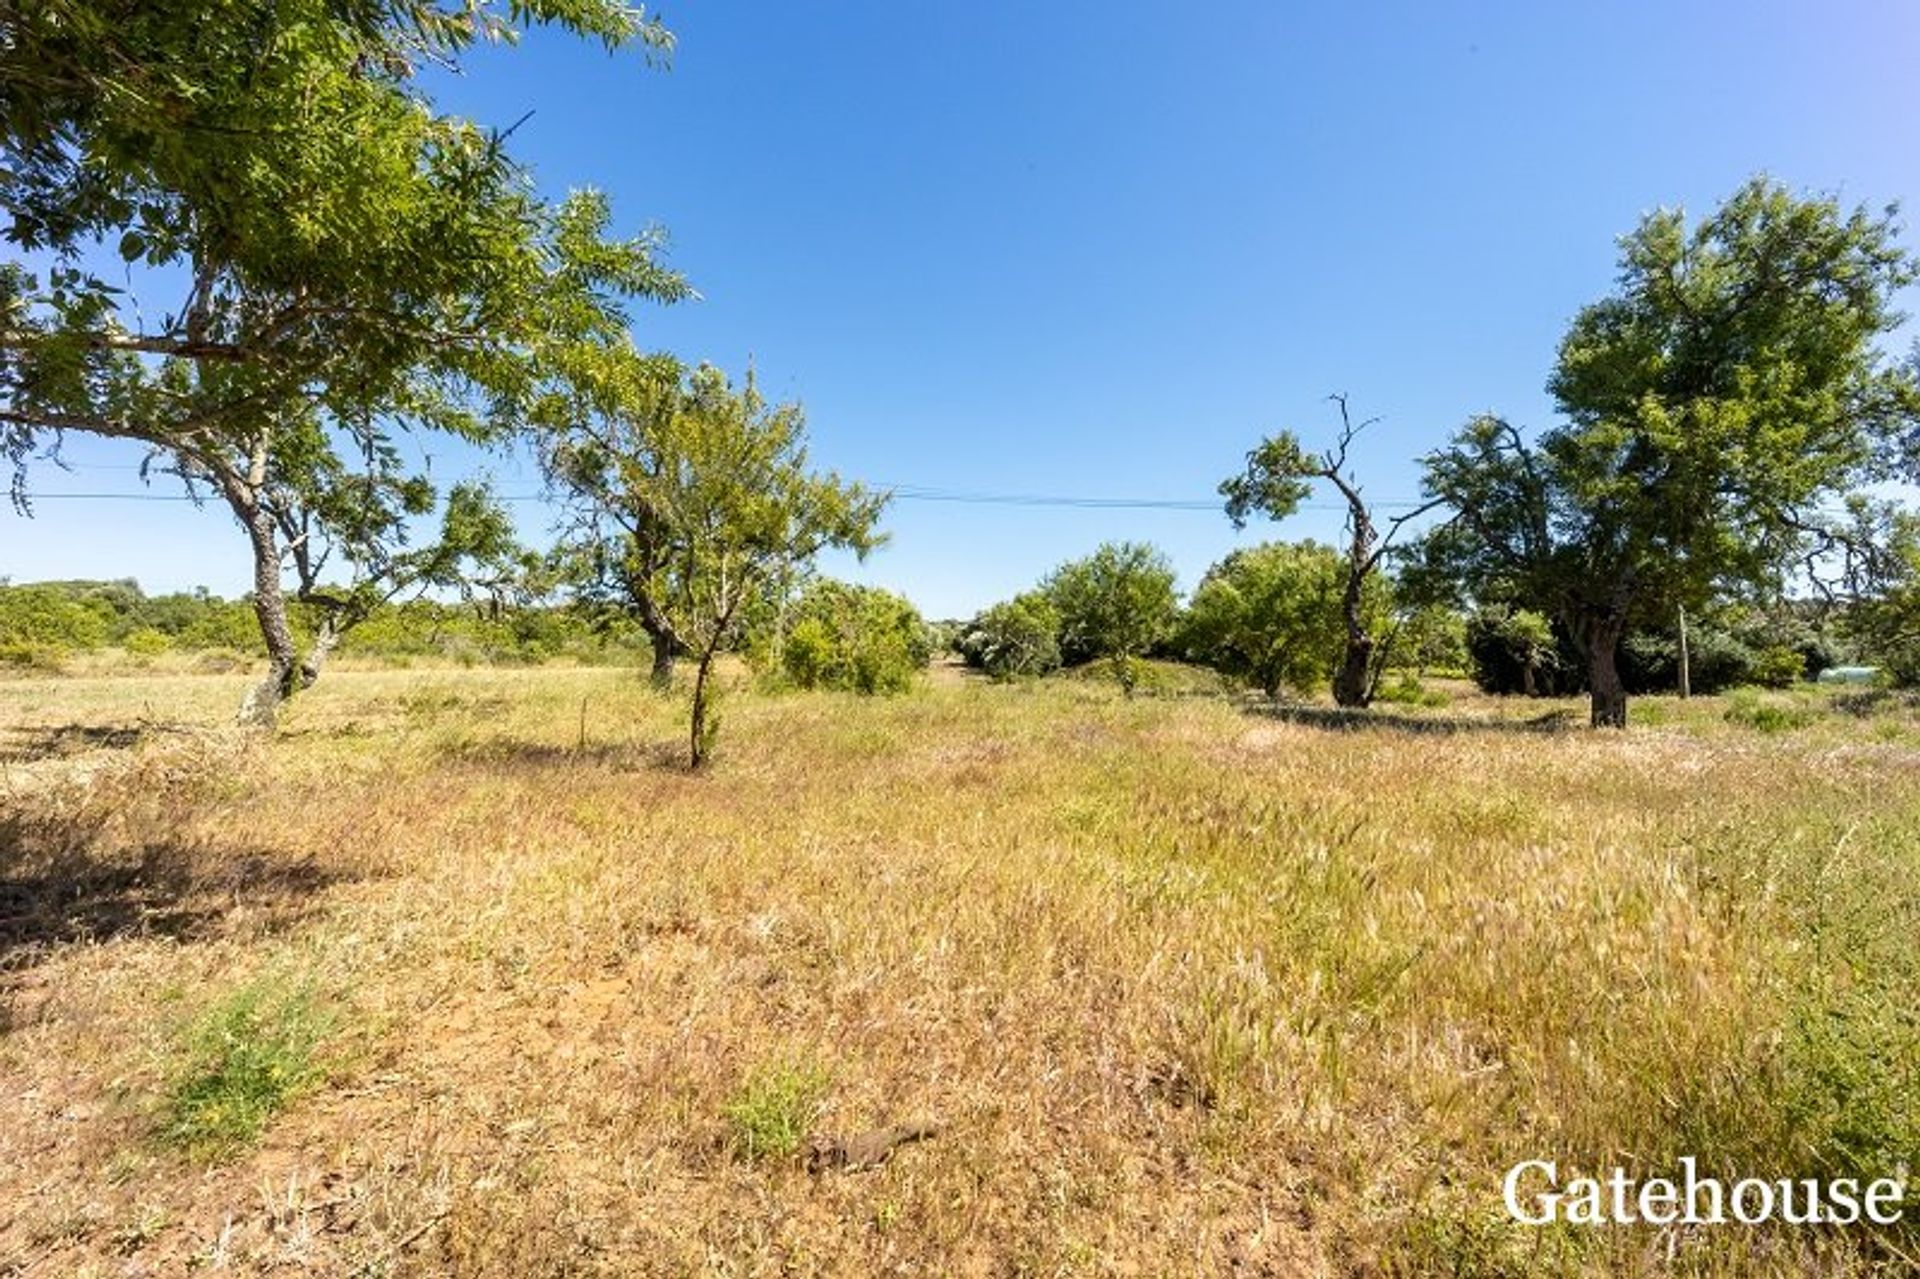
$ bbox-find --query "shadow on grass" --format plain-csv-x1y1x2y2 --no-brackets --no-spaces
439,736,693,772
0,814,353,1001
0,722,150,763
1245,701,1581,737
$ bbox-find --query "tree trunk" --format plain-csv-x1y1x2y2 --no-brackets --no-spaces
1677,605,1691,699
1586,617,1629,728
689,649,716,768
649,638,676,689
1332,632,1374,708
302,613,344,689
234,502,299,730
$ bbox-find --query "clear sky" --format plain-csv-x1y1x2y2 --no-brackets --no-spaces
8,0,1920,618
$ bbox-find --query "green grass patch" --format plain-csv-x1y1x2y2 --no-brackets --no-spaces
722,1053,831,1162
162,974,334,1157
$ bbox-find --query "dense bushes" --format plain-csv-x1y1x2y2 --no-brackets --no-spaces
1468,602,1850,696
1464,606,1580,696
957,592,1062,679
0,578,646,670
776,581,930,693
1176,541,1349,696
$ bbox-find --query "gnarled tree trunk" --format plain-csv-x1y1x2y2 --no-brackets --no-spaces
233,495,300,730
648,634,676,688
1583,613,1629,728
1332,629,1374,707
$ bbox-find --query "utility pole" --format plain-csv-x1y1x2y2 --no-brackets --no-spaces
1677,604,1691,700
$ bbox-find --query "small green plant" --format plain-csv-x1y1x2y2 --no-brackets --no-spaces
1723,688,1815,733
122,627,172,657
1374,674,1449,708
721,1053,830,1162
163,976,333,1157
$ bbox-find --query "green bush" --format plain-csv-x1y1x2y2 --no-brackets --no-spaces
775,580,929,694
1043,541,1178,668
1750,644,1807,689
122,626,172,656
1723,688,1815,733
164,977,334,1157
0,584,112,651
958,592,1063,679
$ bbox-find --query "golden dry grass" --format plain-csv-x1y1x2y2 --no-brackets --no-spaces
1,667,1917,1276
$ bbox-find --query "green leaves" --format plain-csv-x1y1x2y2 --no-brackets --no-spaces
1042,540,1178,667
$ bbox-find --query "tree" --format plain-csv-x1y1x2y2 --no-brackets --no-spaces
1178,540,1355,697
1,1,686,724
1042,541,1177,691
957,593,1062,679
545,358,886,766
776,579,930,695
1845,507,1920,686
1419,179,1920,726
1221,395,1443,707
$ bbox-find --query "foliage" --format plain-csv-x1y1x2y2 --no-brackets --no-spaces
777,579,930,694
1464,606,1575,697
1043,541,1178,669
1418,178,1920,725
543,357,887,765
0,0,686,724
957,592,1063,679
1220,396,1442,706
163,975,333,1158
0,582,112,651
1845,510,1920,686
722,1054,830,1163
1397,603,1469,677
1177,541,1353,697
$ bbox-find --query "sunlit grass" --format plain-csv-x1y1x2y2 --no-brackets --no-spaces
0,666,1916,1273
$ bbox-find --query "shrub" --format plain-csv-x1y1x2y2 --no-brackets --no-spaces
1177,541,1353,697
1043,541,1178,668
1749,644,1807,689
776,580,929,694
958,592,1062,679
1723,688,1815,733
122,626,172,657
1465,606,1577,696
164,977,333,1157
0,584,112,651
722,1054,830,1162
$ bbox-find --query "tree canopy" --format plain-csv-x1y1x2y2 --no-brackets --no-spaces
544,357,887,765
1,0,687,723
1418,178,1920,725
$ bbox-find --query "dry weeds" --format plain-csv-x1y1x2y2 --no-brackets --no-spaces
1,668,1916,1276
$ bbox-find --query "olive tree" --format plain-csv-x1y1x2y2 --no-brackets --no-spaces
1220,395,1443,707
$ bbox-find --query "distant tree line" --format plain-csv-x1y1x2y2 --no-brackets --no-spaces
0,577,649,671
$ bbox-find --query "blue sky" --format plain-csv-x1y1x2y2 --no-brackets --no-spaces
9,1,1920,617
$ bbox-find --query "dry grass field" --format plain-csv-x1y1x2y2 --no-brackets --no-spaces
2,665,1918,1276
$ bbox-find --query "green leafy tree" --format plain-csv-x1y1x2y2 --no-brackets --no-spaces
1178,541,1359,697
1042,541,1177,690
1420,179,1920,725
1846,507,1920,685
1,1,686,724
545,359,886,766
957,593,1062,679
775,579,929,694
1221,395,1444,707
